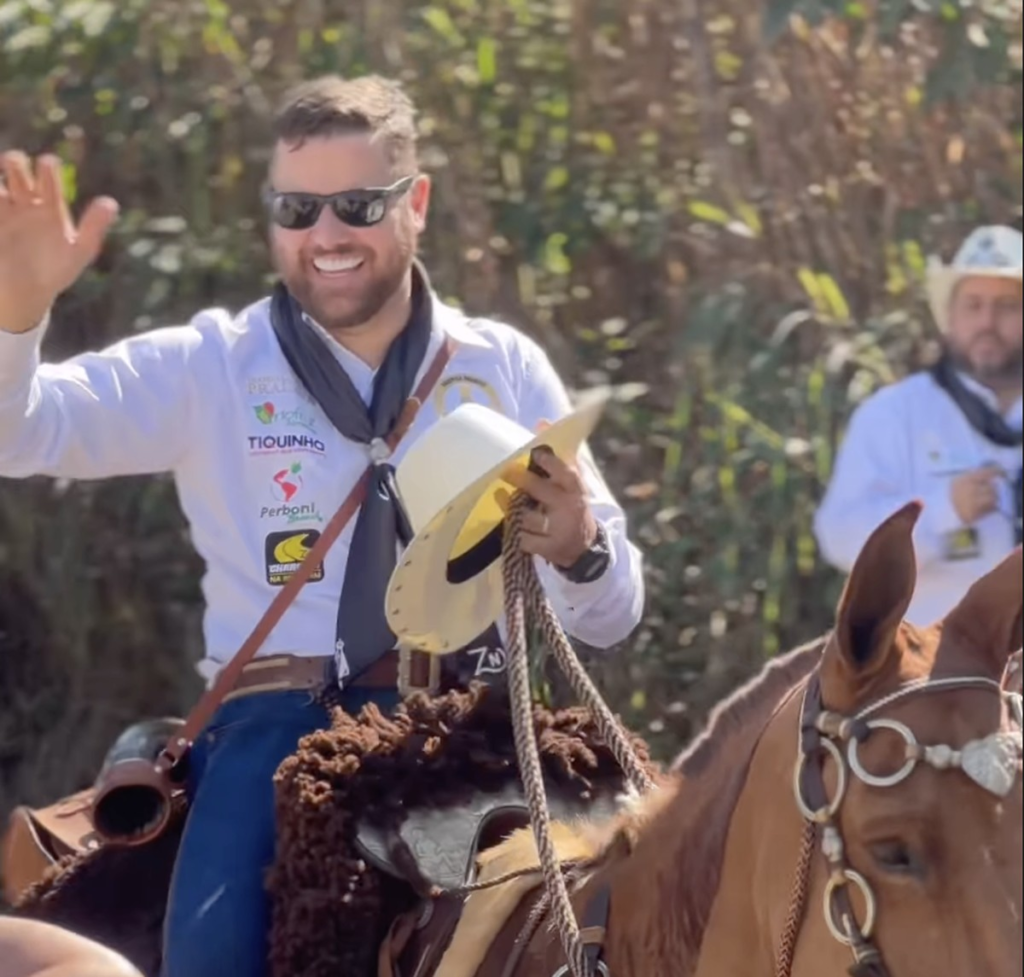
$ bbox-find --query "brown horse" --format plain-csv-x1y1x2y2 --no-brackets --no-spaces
0,918,142,977
402,501,1021,977
8,502,1022,976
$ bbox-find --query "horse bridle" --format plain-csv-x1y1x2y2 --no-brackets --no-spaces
783,669,1024,977
502,659,1022,977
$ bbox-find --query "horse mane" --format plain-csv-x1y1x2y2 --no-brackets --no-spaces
672,634,826,778
597,634,826,966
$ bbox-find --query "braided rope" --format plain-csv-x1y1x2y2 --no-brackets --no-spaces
526,555,656,796
504,492,588,977
442,857,585,898
774,820,816,977
499,491,655,977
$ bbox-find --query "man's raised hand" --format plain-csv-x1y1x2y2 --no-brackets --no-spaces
0,151,119,335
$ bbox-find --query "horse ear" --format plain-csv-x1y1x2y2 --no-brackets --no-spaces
821,501,921,704
941,546,1023,678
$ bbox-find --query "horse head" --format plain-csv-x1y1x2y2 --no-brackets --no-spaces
697,501,1023,977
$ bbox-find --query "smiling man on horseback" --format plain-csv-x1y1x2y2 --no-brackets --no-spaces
0,73,644,977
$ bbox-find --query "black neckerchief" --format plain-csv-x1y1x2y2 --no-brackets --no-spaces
930,354,1023,544
929,353,1022,448
269,264,432,683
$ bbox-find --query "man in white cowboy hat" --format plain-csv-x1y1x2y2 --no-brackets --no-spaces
815,224,1022,626
0,74,644,977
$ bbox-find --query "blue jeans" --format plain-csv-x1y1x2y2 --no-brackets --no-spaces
160,686,399,977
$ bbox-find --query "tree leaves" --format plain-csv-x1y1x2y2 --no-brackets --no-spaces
761,0,1018,106
0,0,1019,780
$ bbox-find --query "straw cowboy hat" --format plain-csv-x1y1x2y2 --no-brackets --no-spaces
385,389,609,655
927,225,1023,333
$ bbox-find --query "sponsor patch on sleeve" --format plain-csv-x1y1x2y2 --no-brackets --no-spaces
264,529,324,585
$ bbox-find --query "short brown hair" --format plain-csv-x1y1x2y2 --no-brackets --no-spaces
272,74,418,170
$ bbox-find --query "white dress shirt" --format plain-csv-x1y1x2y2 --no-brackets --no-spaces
814,370,1022,626
0,291,645,681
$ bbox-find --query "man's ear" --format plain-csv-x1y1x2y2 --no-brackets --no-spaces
409,173,431,232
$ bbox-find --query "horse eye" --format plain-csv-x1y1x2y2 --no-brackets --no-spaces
870,839,925,879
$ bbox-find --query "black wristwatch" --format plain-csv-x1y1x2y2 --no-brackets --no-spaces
556,522,611,584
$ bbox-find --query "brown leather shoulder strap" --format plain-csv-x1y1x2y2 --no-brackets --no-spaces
158,336,458,771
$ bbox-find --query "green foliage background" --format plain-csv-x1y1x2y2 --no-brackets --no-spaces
0,0,1020,829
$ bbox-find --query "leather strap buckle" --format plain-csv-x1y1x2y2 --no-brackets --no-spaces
398,647,441,698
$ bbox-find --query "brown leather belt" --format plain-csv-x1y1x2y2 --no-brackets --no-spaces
221,650,438,704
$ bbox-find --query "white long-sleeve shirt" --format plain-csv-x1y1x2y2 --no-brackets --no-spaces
0,292,645,681
814,370,1022,626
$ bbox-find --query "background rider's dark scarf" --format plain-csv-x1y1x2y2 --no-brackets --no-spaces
930,352,1022,544
931,353,1022,449
269,264,432,683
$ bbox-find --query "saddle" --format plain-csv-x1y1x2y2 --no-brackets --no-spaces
362,782,621,977
355,780,619,891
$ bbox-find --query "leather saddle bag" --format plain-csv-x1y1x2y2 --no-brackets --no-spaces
2,789,98,905
1,718,186,904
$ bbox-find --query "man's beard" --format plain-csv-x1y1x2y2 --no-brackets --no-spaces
277,245,412,334
948,340,1023,389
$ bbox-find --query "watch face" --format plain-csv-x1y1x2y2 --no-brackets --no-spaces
578,554,607,582
562,525,610,582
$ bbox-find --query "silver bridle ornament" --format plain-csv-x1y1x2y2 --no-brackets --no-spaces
792,674,1023,962
846,678,1023,798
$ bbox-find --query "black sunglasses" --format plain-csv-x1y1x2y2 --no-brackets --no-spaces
262,175,415,230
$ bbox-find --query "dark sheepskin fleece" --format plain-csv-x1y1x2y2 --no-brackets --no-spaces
267,682,653,977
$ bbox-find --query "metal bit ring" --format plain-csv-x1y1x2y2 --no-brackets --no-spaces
794,738,847,822
848,718,918,788
824,869,878,944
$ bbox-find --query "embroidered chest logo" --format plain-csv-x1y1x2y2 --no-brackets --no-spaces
264,530,324,586
246,376,314,402
432,374,501,416
248,432,326,455
259,461,324,524
271,462,304,502
248,401,326,456
253,401,317,433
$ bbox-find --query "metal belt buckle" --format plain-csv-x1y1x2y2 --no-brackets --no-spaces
397,646,441,698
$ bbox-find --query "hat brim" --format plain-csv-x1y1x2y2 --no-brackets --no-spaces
385,390,609,655
928,263,1023,333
